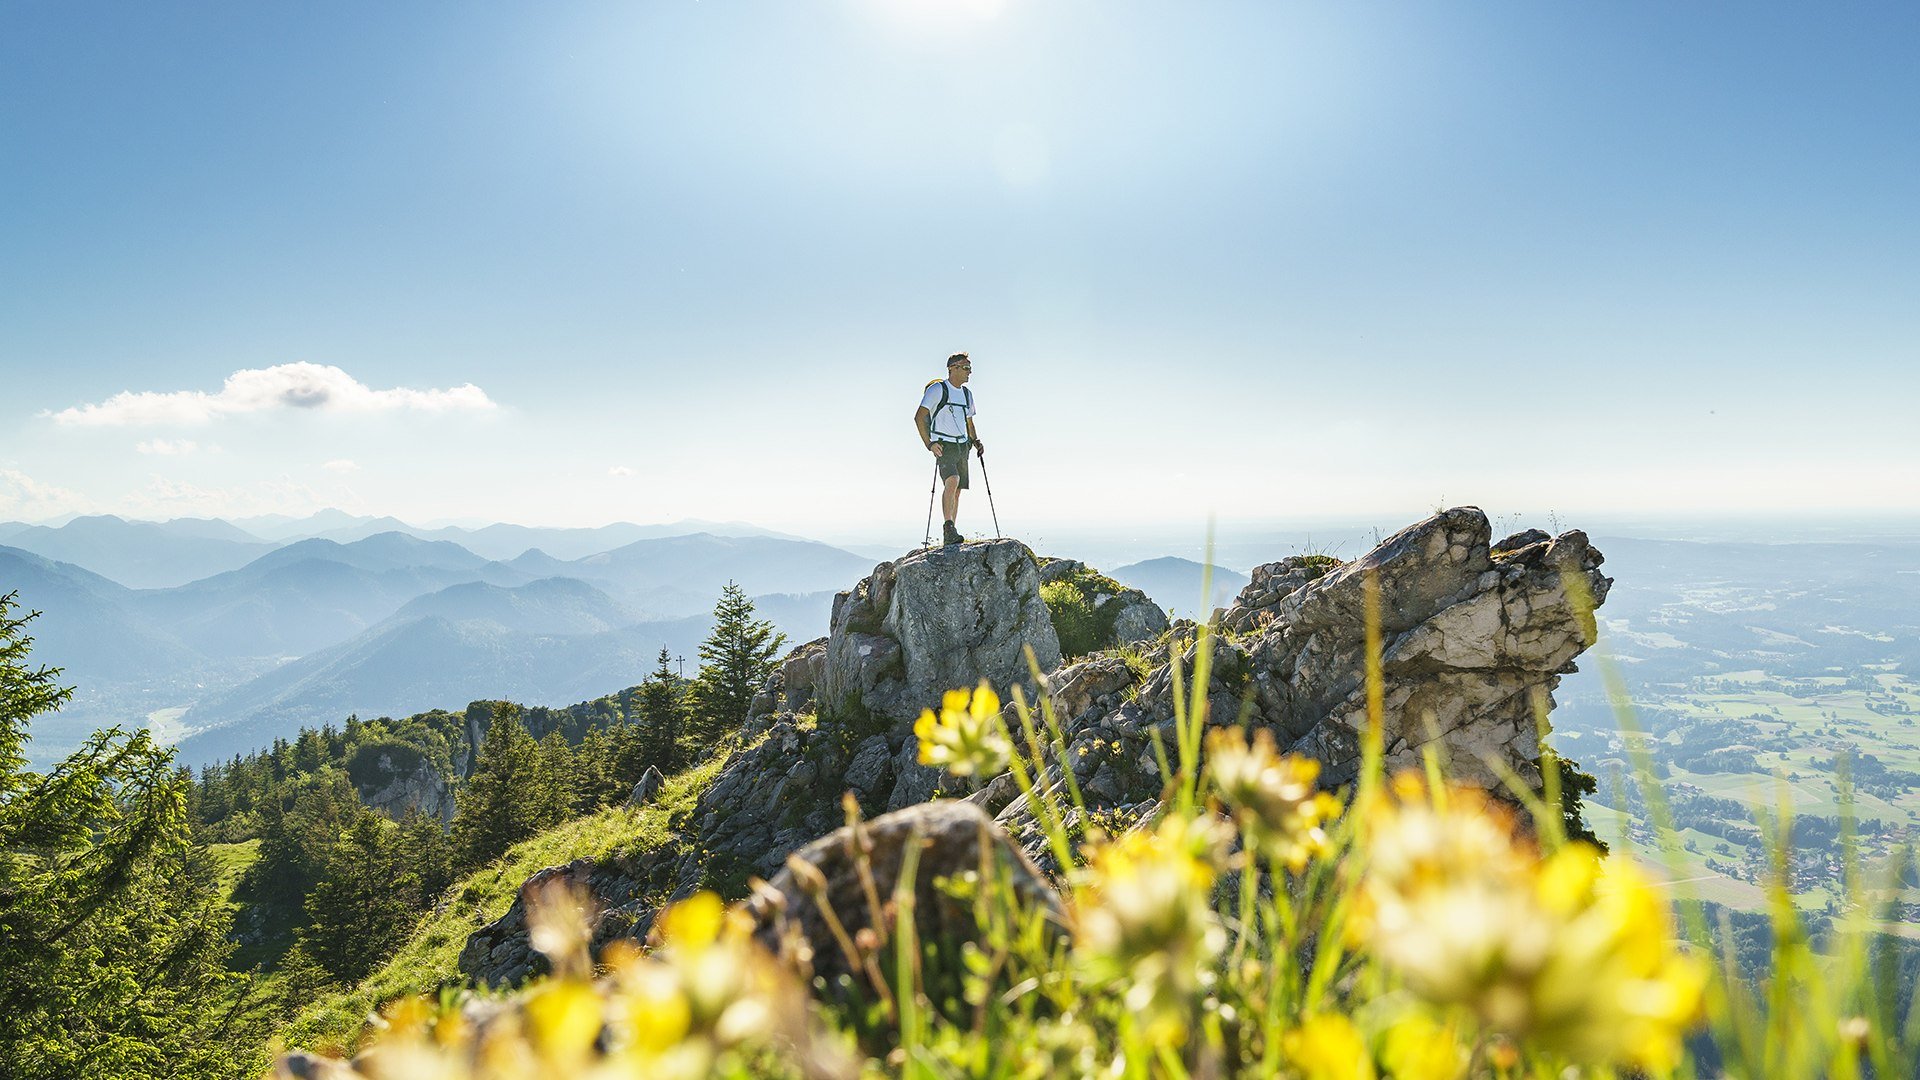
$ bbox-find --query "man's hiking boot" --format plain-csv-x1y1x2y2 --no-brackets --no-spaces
943,521,964,546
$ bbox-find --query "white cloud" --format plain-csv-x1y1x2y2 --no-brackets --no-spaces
135,438,199,456
322,459,361,473
0,468,95,521
608,465,635,477
48,362,497,427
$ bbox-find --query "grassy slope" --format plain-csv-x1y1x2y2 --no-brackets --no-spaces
275,753,728,1057
206,838,261,899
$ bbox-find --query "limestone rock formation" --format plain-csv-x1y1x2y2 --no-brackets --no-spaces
748,799,1064,989
626,765,665,807
993,507,1609,860
352,750,456,823
820,540,1060,725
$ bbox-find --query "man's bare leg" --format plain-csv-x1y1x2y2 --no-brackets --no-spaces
942,476,961,524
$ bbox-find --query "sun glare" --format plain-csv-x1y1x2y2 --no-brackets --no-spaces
865,0,1011,30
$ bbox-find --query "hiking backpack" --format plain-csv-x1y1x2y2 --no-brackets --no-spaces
924,379,973,441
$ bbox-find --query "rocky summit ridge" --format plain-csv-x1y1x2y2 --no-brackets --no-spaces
456,508,1608,988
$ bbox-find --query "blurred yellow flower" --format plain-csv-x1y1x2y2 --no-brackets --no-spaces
1205,726,1342,871
1075,815,1229,1046
523,981,603,1067
1379,1011,1467,1080
915,681,1011,777
1360,775,1706,1074
1285,1013,1374,1080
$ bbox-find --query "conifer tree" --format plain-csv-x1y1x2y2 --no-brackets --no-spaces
571,726,615,811
535,728,576,824
685,583,785,750
0,593,268,1078
299,810,416,981
450,706,546,868
633,647,686,775
398,807,454,905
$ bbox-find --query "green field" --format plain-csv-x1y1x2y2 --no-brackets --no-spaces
1578,670,1920,919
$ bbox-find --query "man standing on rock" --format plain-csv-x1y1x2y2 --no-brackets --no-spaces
915,352,986,547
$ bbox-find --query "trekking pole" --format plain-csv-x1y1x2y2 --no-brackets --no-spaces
924,461,939,548
976,445,1002,539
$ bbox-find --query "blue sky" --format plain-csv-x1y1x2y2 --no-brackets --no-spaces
1,1,1914,542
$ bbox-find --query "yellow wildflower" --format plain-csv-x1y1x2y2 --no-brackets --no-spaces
1360,776,1706,1074
915,681,1011,776
1285,1013,1374,1080
1074,815,1230,1046
1205,726,1342,871
1379,1011,1468,1080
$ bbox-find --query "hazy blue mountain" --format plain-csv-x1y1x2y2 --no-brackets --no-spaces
225,509,808,558
0,522,29,542
151,517,266,543
177,586,837,765
243,531,495,575
0,545,199,682
506,548,573,575
559,533,870,612
228,508,378,542
2,515,278,588
367,519,813,561
389,577,634,635
1108,556,1250,615
132,533,534,659
311,516,421,544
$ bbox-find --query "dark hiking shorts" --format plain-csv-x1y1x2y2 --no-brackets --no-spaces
934,440,970,489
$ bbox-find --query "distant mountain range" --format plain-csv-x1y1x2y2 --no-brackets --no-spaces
0,513,873,766
175,575,840,765
1108,556,1249,615
228,510,806,560
0,511,814,588
2,516,278,588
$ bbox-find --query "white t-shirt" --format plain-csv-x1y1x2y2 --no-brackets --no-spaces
919,380,976,441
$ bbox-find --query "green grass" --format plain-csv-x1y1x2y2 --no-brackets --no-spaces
274,754,728,1057
205,838,261,902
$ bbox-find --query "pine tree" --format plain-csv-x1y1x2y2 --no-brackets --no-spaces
633,647,686,775
684,583,785,750
398,807,454,903
535,728,576,825
0,593,270,1078
450,707,547,869
571,726,615,811
299,810,416,981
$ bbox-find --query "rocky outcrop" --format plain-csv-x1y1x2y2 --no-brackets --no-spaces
820,540,1060,725
454,510,1608,988
993,508,1609,860
457,853,664,987
352,750,456,823
627,765,665,807
748,800,1064,989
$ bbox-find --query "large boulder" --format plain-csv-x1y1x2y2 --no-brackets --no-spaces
456,854,663,987
820,540,1061,724
748,800,1064,989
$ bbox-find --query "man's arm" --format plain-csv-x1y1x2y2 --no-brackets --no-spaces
966,416,983,456
915,406,942,456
